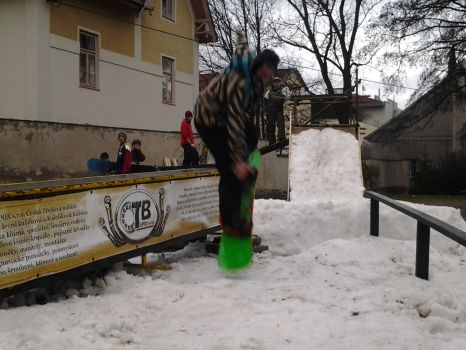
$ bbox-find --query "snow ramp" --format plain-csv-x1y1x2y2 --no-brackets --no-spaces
289,127,364,202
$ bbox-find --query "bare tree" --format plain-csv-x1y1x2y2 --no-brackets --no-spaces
273,0,382,94
200,0,276,72
373,0,466,100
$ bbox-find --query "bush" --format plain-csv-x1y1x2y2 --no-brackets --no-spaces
412,152,466,195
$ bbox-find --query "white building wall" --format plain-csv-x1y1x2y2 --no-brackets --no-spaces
49,34,195,132
0,0,50,121
0,0,27,119
1,1,197,132
361,99,401,129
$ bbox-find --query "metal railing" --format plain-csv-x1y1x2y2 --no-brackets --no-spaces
364,191,466,280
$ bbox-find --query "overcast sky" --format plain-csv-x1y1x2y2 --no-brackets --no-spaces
270,0,426,110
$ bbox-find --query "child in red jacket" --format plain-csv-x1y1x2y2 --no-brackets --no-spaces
181,111,200,167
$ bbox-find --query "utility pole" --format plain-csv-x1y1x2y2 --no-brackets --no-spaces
355,65,359,99
353,63,362,124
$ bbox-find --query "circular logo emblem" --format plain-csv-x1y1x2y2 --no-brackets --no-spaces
115,190,158,242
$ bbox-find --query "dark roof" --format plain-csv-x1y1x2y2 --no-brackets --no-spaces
352,96,384,108
190,0,218,43
365,75,455,142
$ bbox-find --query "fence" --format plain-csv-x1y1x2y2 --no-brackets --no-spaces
364,191,466,280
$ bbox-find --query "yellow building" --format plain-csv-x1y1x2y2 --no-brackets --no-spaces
0,0,216,182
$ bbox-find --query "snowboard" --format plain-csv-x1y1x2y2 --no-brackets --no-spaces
218,148,261,271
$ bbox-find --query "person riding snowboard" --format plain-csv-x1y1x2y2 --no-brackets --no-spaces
194,34,279,268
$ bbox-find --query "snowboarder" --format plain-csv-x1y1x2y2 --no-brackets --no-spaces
194,34,279,269
116,132,132,174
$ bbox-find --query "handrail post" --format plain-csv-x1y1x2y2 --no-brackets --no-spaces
370,199,379,237
415,221,430,280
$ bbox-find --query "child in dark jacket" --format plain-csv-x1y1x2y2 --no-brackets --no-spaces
131,139,146,165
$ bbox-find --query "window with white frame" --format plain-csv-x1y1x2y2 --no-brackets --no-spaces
162,56,175,104
162,0,175,21
79,30,99,89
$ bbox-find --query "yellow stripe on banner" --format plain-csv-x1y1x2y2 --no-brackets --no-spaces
0,170,219,200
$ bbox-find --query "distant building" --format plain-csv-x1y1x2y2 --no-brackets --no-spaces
276,68,311,96
273,68,313,127
354,96,401,128
0,0,216,182
362,57,466,193
353,95,402,143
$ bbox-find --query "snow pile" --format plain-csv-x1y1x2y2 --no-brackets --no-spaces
255,199,466,256
2,127,466,349
290,128,364,201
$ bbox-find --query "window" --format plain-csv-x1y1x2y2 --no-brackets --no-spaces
79,30,99,89
162,0,175,21
162,56,174,104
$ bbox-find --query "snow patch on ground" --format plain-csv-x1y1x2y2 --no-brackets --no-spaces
255,198,466,257
2,238,466,350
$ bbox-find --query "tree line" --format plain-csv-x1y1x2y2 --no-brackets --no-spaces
200,0,466,99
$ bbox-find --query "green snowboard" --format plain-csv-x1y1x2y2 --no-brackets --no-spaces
218,148,261,271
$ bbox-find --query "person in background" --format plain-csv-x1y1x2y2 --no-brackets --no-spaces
99,152,114,173
181,111,200,167
100,152,109,161
131,139,146,165
264,77,286,145
116,132,132,174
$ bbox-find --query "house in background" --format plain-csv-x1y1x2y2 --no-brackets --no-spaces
276,68,311,96
362,55,466,193
354,95,402,144
0,0,216,182
276,68,312,127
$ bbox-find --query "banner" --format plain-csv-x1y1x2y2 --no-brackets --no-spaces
0,176,219,289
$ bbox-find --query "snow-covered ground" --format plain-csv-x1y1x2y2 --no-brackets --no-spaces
1,128,466,349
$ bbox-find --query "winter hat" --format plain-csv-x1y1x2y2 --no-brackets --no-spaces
132,139,142,146
251,49,280,74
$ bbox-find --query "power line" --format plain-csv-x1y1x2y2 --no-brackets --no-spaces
52,1,423,92
288,62,425,92
52,0,198,43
